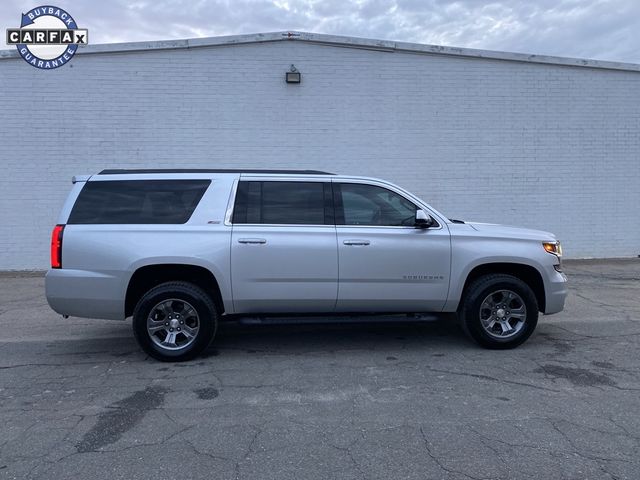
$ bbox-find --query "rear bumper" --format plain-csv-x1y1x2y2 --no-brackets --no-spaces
543,267,568,315
45,269,126,320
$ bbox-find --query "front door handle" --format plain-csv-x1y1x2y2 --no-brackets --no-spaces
238,238,267,244
343,239,370,246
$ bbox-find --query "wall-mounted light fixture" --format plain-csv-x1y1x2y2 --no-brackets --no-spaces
285,64,301,84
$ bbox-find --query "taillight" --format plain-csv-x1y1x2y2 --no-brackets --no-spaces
50,225,65,268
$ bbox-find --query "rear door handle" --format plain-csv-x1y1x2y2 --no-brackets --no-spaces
238,238,267,244
343,239,370,246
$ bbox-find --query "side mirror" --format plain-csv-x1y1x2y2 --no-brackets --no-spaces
415,209,435,228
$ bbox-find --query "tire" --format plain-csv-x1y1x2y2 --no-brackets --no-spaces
459,274,538,349
132,281,218,362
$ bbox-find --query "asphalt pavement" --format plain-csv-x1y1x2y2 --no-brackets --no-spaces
1,259,639,479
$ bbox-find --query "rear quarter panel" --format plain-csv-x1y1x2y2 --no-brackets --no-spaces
46,175,236,319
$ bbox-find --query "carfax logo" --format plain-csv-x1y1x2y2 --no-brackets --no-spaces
6,5,88,69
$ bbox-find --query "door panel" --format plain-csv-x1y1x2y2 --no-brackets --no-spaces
333,181,451,312
229,179,337,314
336,226,451,312
231,226,338,313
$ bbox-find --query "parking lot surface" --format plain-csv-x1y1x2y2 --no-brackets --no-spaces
1,259,639,480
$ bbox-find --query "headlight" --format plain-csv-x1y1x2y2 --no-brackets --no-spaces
543,241,563,271
543,241,562,256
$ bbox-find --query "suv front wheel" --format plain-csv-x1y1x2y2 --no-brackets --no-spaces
459,274,538,349
132,281,218,361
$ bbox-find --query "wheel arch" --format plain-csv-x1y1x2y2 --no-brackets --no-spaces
125,263,225,318
458,262,546,313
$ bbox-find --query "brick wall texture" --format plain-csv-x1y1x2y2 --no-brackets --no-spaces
0,40,639,268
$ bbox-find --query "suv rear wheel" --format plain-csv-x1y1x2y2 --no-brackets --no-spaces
132,281,218,361
459,274,538,349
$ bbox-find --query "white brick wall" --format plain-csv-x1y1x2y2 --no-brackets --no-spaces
0,38,639,269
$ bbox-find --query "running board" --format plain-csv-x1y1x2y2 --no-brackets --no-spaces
236,313,444,325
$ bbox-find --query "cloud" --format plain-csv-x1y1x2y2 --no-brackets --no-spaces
1,0,639,63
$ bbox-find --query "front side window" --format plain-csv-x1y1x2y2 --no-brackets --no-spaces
232,181,329,225
335,183,417,226
68,180,211,224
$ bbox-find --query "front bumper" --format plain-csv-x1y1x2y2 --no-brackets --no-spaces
543,266,568,315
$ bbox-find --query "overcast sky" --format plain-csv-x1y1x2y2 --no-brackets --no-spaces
3,0,639,63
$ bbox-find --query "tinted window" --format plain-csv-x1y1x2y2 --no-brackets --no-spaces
68,180,210,224
336,183,417,226
233,181,327,225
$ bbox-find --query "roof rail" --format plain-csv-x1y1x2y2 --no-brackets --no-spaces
98,169,335,175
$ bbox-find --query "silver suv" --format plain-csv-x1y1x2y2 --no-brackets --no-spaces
46,169,567,361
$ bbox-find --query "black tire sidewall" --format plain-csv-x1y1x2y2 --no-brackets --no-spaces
132,282,217,361
462,276,538,349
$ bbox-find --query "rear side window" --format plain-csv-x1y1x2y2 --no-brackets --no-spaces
232,181,331,225
68,180,211,224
